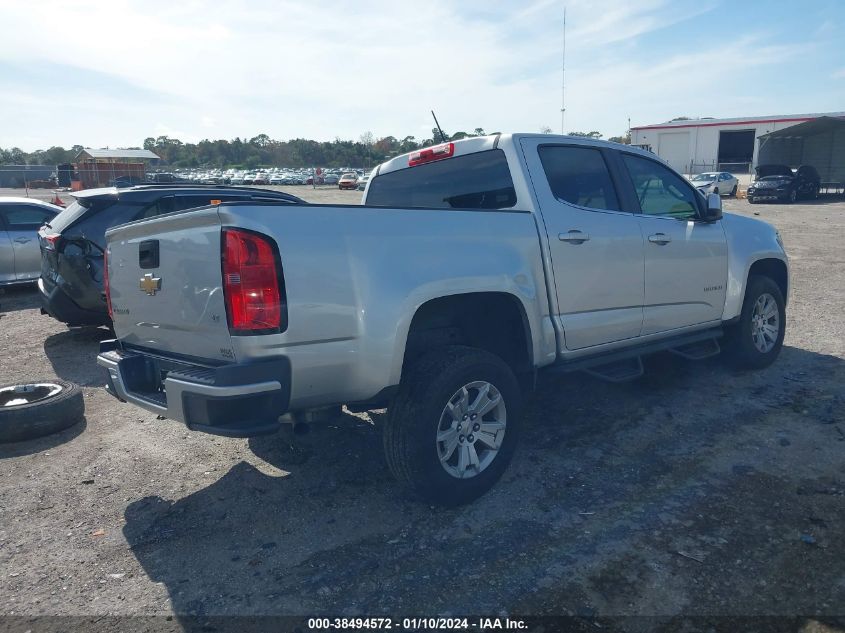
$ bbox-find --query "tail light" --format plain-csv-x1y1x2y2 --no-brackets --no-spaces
408,142,454,167
222,228,286,333
42,234,61,250
103,247,113,318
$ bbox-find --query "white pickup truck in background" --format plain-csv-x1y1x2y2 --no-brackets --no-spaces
98,134,788,505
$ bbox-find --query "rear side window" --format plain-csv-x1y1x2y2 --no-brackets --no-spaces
538,146,620,211
366,150,517,210
138,195,224,219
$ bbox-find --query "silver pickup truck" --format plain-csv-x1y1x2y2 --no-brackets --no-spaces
97,134,788,505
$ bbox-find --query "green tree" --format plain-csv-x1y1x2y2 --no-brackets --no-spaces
250,133,271,148
608,131,631,144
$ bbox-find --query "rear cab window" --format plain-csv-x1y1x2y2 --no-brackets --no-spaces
366,149,517,210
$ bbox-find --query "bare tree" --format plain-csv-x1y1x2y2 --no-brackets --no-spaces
359,131,374,167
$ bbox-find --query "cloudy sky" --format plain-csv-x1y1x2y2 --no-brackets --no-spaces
1,0,843,151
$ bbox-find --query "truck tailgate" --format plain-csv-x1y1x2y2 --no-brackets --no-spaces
106,207,235,363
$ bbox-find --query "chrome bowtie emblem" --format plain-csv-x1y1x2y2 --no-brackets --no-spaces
139,273,162,296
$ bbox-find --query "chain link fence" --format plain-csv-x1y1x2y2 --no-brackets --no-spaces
686,161,752,175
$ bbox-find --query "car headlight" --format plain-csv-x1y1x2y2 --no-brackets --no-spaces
775,230,784,250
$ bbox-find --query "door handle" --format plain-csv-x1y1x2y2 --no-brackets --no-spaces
14,237,31,244
648,233,671,245
559,230,590,244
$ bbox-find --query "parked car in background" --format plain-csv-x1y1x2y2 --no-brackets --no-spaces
145,173,189,184
747,164,820,204
323,174,340,185
38,185,304,327
110,175,147,188
0,198,61,286
338,173,358,190
689,172,738,197
357,173,371,191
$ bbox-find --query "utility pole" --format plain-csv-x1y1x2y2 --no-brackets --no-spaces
560,6,566,135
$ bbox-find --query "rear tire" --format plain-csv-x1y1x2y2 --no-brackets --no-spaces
723,276,785,370
384,346,521,506
730,184,738,197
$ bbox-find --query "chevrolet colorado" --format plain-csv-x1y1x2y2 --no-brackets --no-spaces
97,134,788,505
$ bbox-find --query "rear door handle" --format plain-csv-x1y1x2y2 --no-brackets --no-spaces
648,233,671,245
14,237,31,244
559,230,590,244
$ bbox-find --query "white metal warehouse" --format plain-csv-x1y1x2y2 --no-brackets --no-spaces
630,111,845,177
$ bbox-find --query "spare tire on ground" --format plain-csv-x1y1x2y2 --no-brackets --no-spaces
0,380,85,443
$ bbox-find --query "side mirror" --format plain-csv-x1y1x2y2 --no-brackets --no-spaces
703,192,722,221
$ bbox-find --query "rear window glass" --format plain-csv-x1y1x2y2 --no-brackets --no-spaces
366,149,517,210
64,200,140,247
47,199,108,233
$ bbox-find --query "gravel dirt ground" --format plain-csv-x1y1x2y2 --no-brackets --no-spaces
1,187,844,630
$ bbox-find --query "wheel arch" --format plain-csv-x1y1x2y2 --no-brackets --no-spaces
399,292,535,382
748,258,789,304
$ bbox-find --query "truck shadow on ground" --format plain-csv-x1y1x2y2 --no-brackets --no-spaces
121,346,845,618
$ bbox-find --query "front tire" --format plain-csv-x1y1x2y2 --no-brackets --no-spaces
723,276,785,369
384,346,521,506
730,184,738,197
788,189,797,203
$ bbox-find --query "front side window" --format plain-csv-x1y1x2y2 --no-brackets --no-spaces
622,154,699,219
366,150,516,210
538,145,620,211
0,204,56,229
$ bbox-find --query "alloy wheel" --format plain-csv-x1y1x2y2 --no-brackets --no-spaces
436,381,507,479
750,293,780,353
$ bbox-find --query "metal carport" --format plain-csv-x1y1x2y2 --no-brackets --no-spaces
757,116,845,189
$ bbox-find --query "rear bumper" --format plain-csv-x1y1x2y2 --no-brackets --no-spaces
96,341,291,437
38,277,111,327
